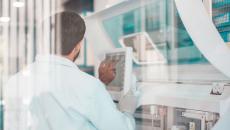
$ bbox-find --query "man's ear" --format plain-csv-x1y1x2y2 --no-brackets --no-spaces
76,42,82,51
75,40,83,52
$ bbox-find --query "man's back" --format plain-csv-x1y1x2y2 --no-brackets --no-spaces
4,55,135,130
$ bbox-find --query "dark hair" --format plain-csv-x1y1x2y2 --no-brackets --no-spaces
54,12,86,55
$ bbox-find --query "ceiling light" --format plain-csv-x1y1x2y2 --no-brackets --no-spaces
13,1,25,8
0,17,10,23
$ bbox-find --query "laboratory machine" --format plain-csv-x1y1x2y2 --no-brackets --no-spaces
85,0,230,129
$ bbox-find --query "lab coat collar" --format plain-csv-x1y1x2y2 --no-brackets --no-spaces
36,54,79,69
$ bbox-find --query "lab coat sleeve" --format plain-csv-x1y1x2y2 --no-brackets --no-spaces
89,80,135,130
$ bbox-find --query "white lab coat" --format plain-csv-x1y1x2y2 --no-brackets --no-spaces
4,55,135,130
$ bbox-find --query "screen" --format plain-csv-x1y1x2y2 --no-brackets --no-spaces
104,52,126,91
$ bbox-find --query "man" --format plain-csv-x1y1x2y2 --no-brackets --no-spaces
4,12,138,130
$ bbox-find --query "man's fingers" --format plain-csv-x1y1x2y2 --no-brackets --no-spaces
100,61,115,73
108,60,117,70
100,61,107,68
98,59,118,84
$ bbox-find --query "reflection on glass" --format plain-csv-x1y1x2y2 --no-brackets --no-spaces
101,0,230,83
120,32,166,64
102,0,208,65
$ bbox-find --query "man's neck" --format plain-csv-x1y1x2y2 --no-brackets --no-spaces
63,55,74,62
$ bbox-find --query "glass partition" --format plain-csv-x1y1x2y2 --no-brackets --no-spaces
103,0,208,64
102,0,230,83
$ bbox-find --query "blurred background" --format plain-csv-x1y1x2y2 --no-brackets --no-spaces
0,0,230,130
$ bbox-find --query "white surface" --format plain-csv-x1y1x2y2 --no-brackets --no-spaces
175,0,230,78
138,83,230,113
212,105,230,130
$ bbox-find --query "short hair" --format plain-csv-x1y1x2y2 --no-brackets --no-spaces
54,12,86,55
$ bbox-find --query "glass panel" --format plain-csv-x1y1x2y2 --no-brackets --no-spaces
103,0,208,65
102,0,230,83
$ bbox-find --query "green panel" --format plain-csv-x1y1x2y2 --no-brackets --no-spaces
103,8,141,48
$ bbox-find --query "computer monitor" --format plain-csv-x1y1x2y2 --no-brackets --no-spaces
96,48,133,100
119,32,166,65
